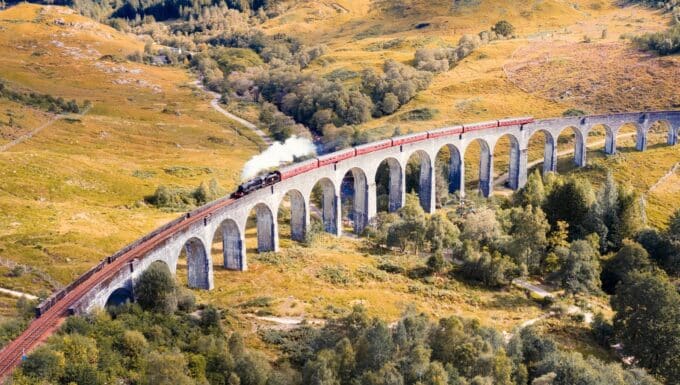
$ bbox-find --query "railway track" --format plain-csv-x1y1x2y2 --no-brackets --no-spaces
0,198,236,379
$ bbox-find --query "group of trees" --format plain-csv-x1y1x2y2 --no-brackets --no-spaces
266,306,661,385
364,171,644,293
0,82,86,114
17,261,664,385
146,178,226,211
414,21,515,73
14,262,288,385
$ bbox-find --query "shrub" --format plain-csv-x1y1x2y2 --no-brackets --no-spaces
134,261,178,314
633,24,680,55
492,20,515,37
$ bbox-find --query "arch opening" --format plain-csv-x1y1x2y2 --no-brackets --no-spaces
405,150,434,212
463,139,492,197
434,144,462,208
211,219,243,271
105,287,133,308
527,129,555,175
277,190,307,243
555,126,585,172
178,237,211,290
608,123,641,154
246,203,276,253
647,120,673,148
375,157,404,213
492,134,521,191
341,168,369,234
311,178,339,235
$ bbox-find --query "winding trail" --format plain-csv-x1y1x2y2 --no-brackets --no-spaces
194,81,273,147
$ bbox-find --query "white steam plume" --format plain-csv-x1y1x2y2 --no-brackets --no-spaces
241,136,316,180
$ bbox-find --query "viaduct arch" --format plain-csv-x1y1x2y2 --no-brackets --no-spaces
74,110,680,313
2,111,679,379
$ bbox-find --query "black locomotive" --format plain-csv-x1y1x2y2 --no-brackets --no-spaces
231,171,281,198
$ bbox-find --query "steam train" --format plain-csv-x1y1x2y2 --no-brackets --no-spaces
231,116,534,199
34,116,533,318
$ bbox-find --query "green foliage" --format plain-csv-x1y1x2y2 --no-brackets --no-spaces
612,271,680,384
590,313,613,347
146,178,226,211
633,24,680,55
460,246,520,287
514,170,545,208
562,108,587,117
134,261,178,314
556,240,601,295
492,20,515,37
636,227,680,276
543,175,595,240
600,240,651,293
362,60,433,117
506,205,550,273
0,81,83,114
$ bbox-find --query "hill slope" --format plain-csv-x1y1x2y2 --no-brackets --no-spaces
0,4,261,294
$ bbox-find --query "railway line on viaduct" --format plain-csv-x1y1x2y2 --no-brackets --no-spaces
1,110,679,378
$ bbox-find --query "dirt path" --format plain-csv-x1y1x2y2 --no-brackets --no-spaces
194,80,273,146
0,106,92,152
0,287,38,301
0,114,62,152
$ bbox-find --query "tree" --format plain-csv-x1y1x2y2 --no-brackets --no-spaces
426,212,460,252
235,352,271,385
143,351,193,385
423,362,448,385
611,271,680,384
460,207,503,247
427,251,446,274
134,261,178,313
302,350,340,385
355,320,394,372
543,176,595,240
514,170,544,208
557,240,601,295
387,195,428,253
507,205,550,273
600,240,651,293
636,228,680,276
21,346,66,381
668,208,680,241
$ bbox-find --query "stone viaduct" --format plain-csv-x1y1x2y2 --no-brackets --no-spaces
65,110,679,313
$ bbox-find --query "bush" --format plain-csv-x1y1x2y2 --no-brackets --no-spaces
633,24,680,55
134,261,178,314
492,20,515,37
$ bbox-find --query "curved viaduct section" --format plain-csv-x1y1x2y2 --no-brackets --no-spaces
0,110,679,376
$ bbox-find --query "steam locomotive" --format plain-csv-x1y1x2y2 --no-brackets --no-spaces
231,171,282,198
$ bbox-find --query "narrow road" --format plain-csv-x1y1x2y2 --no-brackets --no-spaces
0,287,38,301
194,80,273,146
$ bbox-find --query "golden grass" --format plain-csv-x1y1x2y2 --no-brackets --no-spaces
0,4,261,291
177,233,544,332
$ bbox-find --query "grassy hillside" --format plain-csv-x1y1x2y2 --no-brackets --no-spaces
0,4,261,294
261,0,676,132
